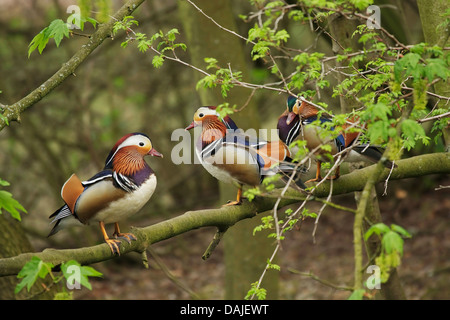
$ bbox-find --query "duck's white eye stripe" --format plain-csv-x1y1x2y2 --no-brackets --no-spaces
117,136,149,150
197,107,219,117
105,135,150,167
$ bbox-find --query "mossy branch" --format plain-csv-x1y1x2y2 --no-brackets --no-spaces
0,0,146,131
0,152,448,277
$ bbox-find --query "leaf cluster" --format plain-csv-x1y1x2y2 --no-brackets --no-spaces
28,15,97,57
364,223,411,283
245,281,267,300
0,178,27,221
113,17,186,69
196,58,243,98
15,256,102,299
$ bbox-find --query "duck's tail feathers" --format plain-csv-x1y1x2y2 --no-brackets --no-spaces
278,157,307,189
48,204,80,237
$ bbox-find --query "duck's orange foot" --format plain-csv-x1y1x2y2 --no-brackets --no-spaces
105,238,122,255
222,200,242,207
113,232,137,244
305,177,322,183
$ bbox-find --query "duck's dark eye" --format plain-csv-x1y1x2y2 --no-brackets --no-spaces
139,142,145,147
199,113,204,118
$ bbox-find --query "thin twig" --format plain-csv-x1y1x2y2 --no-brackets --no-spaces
383,160,396,196
417,111,450,124
288,268,354,291
185,0,255,45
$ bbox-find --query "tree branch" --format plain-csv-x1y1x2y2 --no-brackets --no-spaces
0,152,448,277
0,0,146,131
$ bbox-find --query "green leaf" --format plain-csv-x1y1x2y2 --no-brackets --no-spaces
266,260,281,271
253,215,274,235
245,282,267,300
301,208,317,219
0,113,8,126
401,119,425,138
61,260,103,290
28,30,48,57
196,74,218,90
364,223,390,241
28,19,70,57
152,55,164,68
137,39,151,53
367,120,389,144
15,257,54,294
390,224,412,238
424,58,450,82
166,28,180,42
319,144,332,152
85,16,98,29
365,102,392,121
216,102,237,118
382,231,404,255
47,19,70,48
348,289,365,300
401,119,428,150
394,53,421,82
53,291,73,300
204,57,218,70
0,189,27,221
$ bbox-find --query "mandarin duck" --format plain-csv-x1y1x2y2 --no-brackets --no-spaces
48,132,163,255
186,106,305,205
278,96,394,183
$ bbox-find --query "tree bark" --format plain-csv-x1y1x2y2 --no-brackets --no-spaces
328,13,362,113
0,215,56,299
327,10,403,297
417,0,450,151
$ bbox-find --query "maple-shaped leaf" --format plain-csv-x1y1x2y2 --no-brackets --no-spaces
28,15,96,57
61,260,103,290
15,257,54,294
0,179,27,221
45,19,70,48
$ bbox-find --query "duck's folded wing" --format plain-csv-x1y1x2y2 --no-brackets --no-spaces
201,132,262,186
75,174,127,224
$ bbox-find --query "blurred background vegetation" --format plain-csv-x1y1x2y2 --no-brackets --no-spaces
0,0,448,299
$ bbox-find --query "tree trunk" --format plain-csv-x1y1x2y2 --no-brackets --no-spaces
328,13,361,113
0,214,56,299
417,0,450,151
328,10,407,298
178,0,278,299
358,189,406,300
